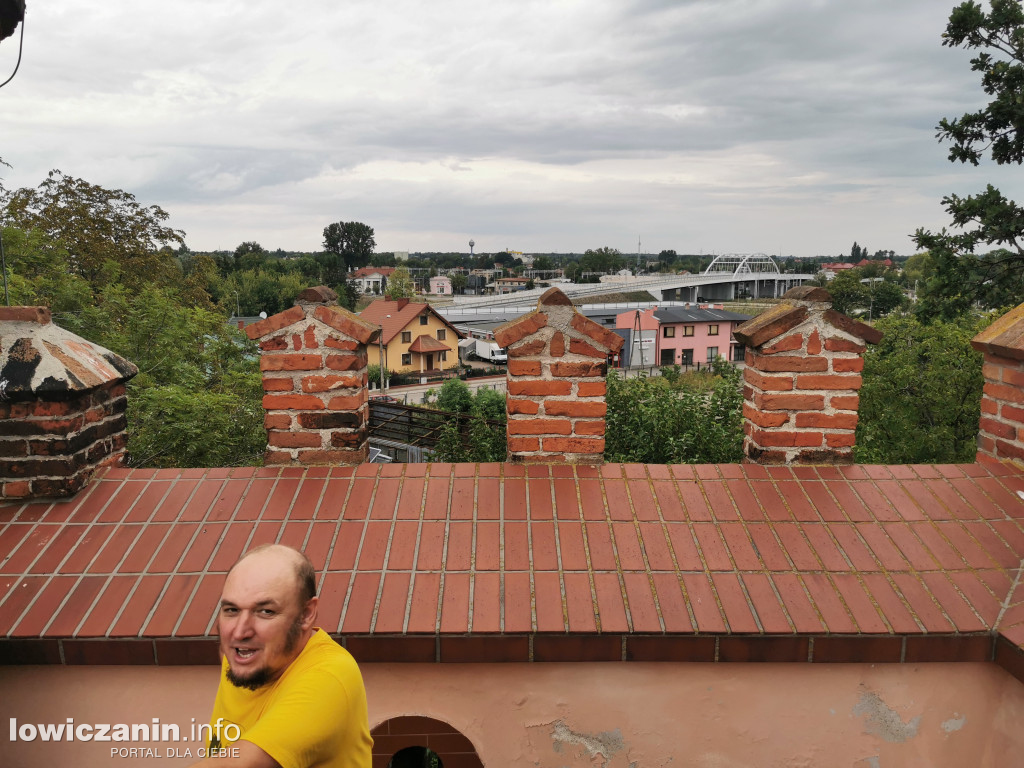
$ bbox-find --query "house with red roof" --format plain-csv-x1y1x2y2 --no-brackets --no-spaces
359,297,464,375
350,266,396,294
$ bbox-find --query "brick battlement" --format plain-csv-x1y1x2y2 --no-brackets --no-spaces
733,286,881,465
245,286,380,466
0,307,137,498
972,301,1024,465
494,288,624,464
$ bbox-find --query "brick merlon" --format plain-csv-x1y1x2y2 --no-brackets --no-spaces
733,304,808,347
313,305,380,345
494,309,547,348
244,305,306,340
821,310,883,345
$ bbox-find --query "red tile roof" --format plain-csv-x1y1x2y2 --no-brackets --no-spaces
350,267,395,279
2,461,1024,672
408,335,450,353
359,300,462,345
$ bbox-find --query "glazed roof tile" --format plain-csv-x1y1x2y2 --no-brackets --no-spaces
2,460,1024,670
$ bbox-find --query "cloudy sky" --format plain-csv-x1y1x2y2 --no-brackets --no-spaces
1,0,1020,257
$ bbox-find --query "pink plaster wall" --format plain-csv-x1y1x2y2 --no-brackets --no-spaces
2,662,1022,767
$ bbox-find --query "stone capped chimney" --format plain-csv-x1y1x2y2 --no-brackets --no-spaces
494,287,624,464
245,287,380,465
971,300,1024,465
0,307,138,498
733,286,881,464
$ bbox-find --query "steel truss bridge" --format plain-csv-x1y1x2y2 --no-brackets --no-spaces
447,254,812,309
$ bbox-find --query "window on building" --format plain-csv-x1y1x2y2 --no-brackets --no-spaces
663,326,675,338
439,351,447,362
401,353,411,366
419,315,428,326
401,331,411,344
683,326,694,337
707,346,718,362
437,329,446,341
708,324,719,336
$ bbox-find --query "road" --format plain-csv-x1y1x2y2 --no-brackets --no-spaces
371,374,507,405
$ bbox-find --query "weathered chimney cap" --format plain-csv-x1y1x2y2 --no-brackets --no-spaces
733,289,882,347
972,301,1024,361
295,285,338,305
0,307,138,398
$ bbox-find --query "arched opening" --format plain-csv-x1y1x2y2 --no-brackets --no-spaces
388,746,443,768
371,716,482,768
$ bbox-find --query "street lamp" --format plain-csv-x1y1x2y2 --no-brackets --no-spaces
858,278,884,320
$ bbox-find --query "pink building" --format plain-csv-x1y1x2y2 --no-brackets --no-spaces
429,275,452,295
616,306,751,367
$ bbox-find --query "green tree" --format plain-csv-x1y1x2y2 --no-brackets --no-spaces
580,247,624,277
913,0,1024,318
431,383,507,462
436,379,473,413
449,272,468,295
2,170,186,291
902,251,935,289
855,314,988,463
367,364,391,388
322,221,376,274
232,241,268,271
604,362,743,464
2,172,264,468
384,266,415,299
824,271,869,315
825,270,906,318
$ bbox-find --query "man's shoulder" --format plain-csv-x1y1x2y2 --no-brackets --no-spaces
290,629,361,681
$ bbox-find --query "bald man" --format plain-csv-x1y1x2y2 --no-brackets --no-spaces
192,544,372,768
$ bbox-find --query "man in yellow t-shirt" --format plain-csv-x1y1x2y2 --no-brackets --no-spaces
191,544,372,768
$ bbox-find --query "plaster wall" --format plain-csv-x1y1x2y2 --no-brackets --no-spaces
2,662,1022,768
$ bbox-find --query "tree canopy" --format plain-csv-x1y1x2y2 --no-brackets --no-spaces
913,0,1024,319
384,266,415,299
1,171,264,467
855,313,988,463
604,361,744,464
322,220,376,274
3,170,187,290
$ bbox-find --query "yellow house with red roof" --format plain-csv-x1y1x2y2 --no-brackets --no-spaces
359,297,464,374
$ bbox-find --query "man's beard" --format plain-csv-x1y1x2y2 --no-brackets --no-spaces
226,616,304,691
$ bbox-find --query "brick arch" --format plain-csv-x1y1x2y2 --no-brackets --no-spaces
370,716,482,768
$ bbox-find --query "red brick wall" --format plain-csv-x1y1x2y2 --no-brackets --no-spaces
734,288,879,465
978,351,1024,463
0,382,129,498
371,716,482,768
494,289,623,464
246,293,378,466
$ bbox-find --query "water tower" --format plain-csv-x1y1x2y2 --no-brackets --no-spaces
469,239,475,255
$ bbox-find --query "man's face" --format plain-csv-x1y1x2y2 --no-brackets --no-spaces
217,552,316,690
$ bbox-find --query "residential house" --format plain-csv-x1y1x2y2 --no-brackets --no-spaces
349,266,396,294
820,262,857,280
615,305,752,367
359,297,463,375
493,277,530,294
429,275,453,295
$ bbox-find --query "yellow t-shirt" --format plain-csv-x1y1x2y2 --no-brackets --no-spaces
208,629,372,768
